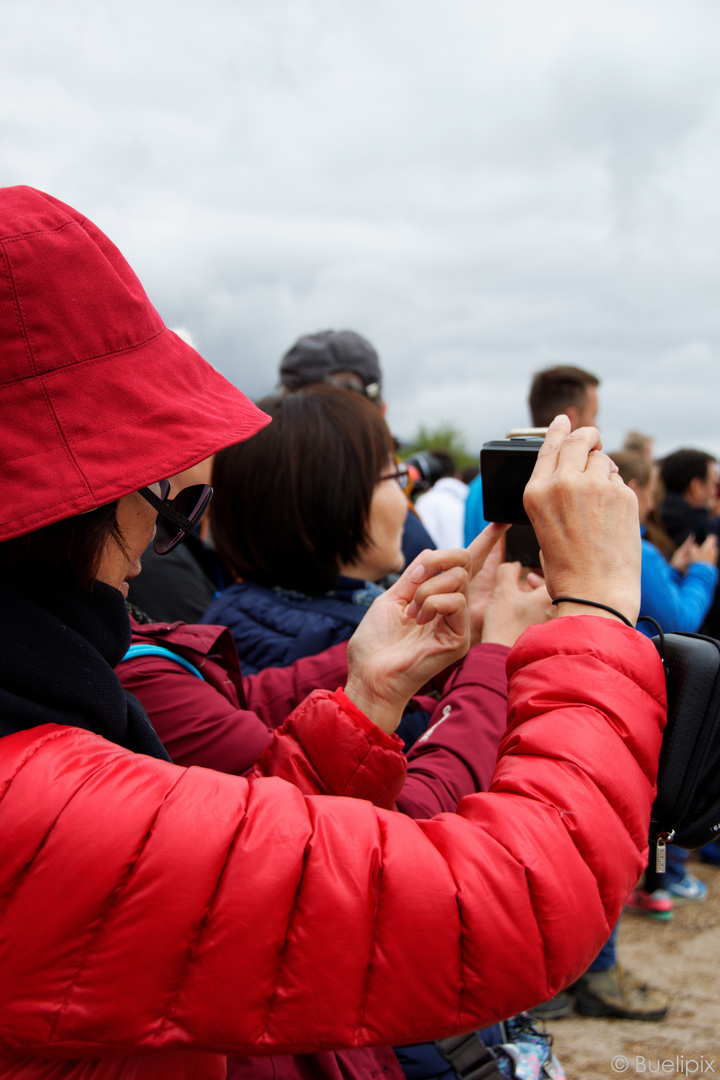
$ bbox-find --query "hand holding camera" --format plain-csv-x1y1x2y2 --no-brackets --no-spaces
524,415,642,627
480,415,642,628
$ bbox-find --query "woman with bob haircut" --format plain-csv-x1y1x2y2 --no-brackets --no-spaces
203,385,410,674
0,185,665,1080
201,385,553,753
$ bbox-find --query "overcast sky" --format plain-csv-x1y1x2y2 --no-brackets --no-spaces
4,0,720,458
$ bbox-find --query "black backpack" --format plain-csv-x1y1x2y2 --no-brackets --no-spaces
649,630,720,869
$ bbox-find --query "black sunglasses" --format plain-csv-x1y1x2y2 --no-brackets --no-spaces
138,480,213,555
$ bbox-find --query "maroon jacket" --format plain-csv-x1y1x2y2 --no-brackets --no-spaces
119,618,511,817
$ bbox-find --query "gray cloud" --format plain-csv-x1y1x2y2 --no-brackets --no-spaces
3,0,720,458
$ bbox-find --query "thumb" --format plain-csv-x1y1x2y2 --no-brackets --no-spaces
495,560,522,588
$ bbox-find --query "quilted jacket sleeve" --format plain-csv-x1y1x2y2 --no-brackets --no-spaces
0,618,665,1057
251,687,407,808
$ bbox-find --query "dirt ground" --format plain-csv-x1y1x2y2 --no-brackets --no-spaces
543,859,720,1078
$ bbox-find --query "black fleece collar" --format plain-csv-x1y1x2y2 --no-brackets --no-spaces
0,574,170,760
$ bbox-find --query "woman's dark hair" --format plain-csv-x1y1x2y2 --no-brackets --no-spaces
0,502,122,590
211,385,395,595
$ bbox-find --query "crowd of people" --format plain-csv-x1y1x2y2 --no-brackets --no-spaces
0,184,706,1079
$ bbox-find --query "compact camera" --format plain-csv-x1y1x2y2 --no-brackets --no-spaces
480,436,544,525
480,433,546,568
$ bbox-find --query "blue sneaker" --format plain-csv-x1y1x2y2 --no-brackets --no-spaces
667,872,707,903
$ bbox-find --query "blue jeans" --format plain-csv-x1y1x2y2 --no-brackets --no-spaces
588,920,619,972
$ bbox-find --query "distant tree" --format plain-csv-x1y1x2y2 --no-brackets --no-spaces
402,422,476,470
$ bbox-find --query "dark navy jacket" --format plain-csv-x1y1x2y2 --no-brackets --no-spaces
200,578,381,675
201,577,429,750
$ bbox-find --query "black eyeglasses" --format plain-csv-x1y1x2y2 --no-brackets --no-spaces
379,461,411,491
138,480,213,555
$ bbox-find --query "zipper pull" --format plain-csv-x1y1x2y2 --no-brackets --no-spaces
655,830,675,873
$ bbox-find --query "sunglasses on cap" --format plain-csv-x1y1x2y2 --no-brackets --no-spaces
138,481,213,555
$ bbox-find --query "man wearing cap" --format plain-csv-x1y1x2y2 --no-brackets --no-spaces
278,329,437,567
279,328,384,403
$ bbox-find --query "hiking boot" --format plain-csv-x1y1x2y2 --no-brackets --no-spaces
625,887,674,920
667,872,707,904
528,991,572,1020
573,965,669,1020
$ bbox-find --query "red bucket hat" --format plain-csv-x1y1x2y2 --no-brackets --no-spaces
0,186,270,541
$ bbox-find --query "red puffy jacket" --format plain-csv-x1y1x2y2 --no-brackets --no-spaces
0,619,666,1079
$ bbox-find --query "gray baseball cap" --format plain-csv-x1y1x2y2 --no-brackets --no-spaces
279,330,382,401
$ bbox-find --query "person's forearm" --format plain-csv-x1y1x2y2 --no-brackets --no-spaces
399,644,509,818
243,641,348,725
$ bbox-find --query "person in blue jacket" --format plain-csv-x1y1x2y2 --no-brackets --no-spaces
609,451,718,638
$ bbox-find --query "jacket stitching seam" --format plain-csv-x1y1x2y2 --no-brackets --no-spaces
0,726,77,805
48,767,186,1044
357,816,386,1035
341,749,371,795
259,839,311,1042
0,729,91,920
158,774,247,1038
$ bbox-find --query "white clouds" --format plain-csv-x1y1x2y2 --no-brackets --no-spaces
2,0,720,457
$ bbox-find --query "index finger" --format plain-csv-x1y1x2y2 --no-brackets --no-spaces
524,414,571,482
528,414,601,482
466,521,509,578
